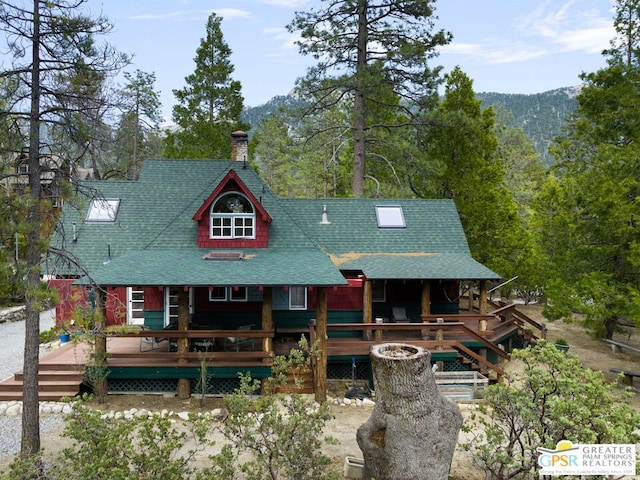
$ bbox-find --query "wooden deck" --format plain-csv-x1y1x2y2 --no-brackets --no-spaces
0,302,542,400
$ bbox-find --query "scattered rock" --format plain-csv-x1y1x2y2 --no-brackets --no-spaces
177,411,190,421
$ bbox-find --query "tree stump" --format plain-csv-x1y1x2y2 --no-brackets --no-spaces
356,343,462,480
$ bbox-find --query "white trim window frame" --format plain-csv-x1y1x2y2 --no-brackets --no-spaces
230,286,248,302
289,286,307,310
165,287,194,326
209,287,228,302
210,192,256,239
209,286,248,302
127,287,145,325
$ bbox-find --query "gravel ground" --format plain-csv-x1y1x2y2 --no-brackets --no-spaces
0,309,64,462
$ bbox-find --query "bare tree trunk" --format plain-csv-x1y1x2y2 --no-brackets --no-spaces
21,0,42,459
352,0,367,197
357,343,462,480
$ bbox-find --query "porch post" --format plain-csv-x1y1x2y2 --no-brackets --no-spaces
94,287,108,399
479,280,488,314
420,281,431,340
261,287,273,355
362,280,373,341
479,280,488,333
177,287,191,399
315,287,328,403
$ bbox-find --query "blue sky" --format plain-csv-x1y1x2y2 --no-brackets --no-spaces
88,0,615,123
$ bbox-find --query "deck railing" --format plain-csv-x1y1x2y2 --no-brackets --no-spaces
309,320,509,378
104,329,275,364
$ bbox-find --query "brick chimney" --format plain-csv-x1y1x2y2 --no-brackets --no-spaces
230,131,248,163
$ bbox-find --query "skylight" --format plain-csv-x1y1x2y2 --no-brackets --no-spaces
86,198,120,222
375,205,405,228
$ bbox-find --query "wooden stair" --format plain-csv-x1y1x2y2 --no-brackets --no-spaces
0,363,84,401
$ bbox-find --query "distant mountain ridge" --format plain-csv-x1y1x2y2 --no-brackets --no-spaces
477,87,579,165
242,87,579,165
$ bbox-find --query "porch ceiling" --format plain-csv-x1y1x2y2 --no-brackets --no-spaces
76,247,347,287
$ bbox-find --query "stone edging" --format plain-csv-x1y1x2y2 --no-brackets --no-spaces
0,395,378,420
0,306,26,324
0,400,74,417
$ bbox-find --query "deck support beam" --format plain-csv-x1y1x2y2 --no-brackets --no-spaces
261,287,273,355
479,280,489,333
177,288,191,399
314,287,328,403
362,280,373,341
94,287,108,400
421,281,431,340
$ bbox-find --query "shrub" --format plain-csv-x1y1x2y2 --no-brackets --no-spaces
461,340,640,480
200,338,340,480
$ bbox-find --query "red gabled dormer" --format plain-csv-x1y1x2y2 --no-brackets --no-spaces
192,169,272,248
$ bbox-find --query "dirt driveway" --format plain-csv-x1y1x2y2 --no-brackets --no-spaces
23,305,640,478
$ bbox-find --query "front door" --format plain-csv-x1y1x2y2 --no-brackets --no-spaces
127,287,145,325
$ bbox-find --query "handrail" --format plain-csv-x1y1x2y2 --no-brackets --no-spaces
322,322,509,360
105,329,274,339
452,342,505,377
488,299,547,338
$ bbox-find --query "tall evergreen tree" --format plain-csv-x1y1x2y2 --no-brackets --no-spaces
0,0,128,460
164,13,248,159
536,0,640,338
288,0,451,197
115,69,162,179
411,67,526,278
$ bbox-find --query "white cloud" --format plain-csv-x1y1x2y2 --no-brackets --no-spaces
263,26,300,53
516,0,613,54
441,0,613,66
260,0,310,7
130,8,251,22
442,41,547,65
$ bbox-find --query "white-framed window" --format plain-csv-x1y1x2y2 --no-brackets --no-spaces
127,287,145,325
18,163,29,174
209,287,227,302
289,287,307,310
210,192,255,239
87,198,120,222
209,286,248,302
372,280,386,302
230,286,248,302
165,287,194,326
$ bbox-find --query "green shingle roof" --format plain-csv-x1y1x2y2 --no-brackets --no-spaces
281,199,500,280
50,159,499,285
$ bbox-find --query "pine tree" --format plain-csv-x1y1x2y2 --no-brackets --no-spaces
288,0,451,196
536,0,640,338
116,70,162,179
0,0,128,460
410,67,526,278
164,13,248,159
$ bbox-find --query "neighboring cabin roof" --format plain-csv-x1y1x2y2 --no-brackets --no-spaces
49,159,499,285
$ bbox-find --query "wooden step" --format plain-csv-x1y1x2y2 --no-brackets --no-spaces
0,390,81,402
0,379,82,393
0,364,84,401
14,370,84,382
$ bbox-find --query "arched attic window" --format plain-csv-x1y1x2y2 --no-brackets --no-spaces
210,192,255,239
